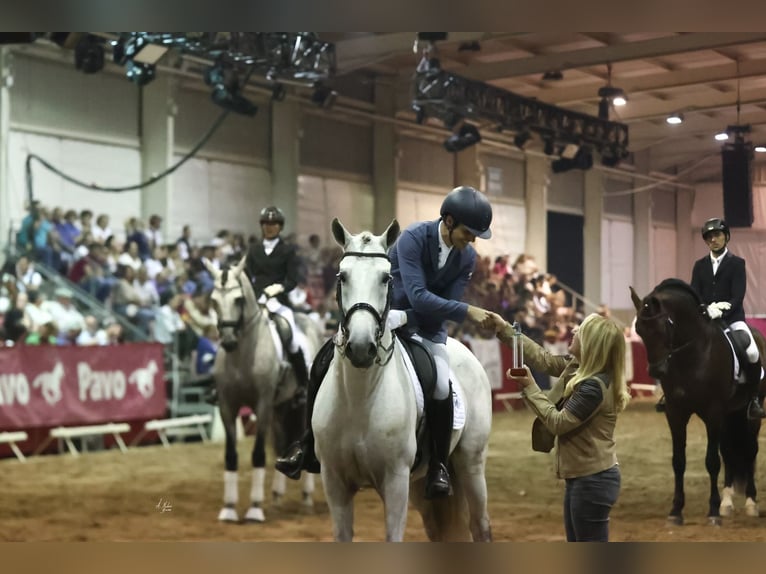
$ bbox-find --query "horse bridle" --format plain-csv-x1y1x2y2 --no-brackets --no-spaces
639,304,694,375
335,250,395,365
216,276,259,336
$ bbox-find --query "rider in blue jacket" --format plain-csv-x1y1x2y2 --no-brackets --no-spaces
276,186,495,499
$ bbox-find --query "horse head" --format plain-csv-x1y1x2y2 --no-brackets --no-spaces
630,280,704,379
331,217,400,369
205,255,255,353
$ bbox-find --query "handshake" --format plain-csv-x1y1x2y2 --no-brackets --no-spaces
466,306,508,333
706,301,731,320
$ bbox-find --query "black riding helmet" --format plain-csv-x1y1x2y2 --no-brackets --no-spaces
260,206,285,226
701,218,730,242
440,186,493,239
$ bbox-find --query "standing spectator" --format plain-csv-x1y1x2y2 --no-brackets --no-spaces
176,224,193,261
145,214,163,251
493,312,630,542
153,291,186,346
14,256,43,293
77,209,94,233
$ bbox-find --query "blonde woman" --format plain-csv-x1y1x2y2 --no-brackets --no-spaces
493,312,630,542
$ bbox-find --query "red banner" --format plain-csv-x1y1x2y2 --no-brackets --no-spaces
0,343,166,430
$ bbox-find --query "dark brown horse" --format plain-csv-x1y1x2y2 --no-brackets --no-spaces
630,279,765,526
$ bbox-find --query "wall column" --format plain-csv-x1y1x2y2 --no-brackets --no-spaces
0,48,12,255
583,168,603,306
140,77,175,237
271,100,300,237
453,143,481,190
632,151,653,296
524,155,549,270
373,77,397,233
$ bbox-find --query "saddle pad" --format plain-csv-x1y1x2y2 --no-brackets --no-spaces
722,329,765,382
395,337,466,430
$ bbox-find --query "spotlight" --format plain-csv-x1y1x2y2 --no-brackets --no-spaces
211,86,258,117
126,61,156,86
551,147,593,173
755,145,766,153
513,130,532,149
612,95,627,107
542,69,563,81
311,84,337,108
412,104,426,124
666,113,684,125
443,123,481,153
715,132,729,141
271,83,287,102
74,35,104,74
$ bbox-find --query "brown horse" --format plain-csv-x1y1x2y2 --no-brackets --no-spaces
630,279,765,526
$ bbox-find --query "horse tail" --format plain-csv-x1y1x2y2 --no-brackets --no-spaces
720,411,758,496
411,463,471,541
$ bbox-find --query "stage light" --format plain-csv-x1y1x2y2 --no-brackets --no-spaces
715,132,729,141
74,35,104,74
443,123,481,153
126,61,156,86
513,130,532,149
311,84,337,108
755,145,766,153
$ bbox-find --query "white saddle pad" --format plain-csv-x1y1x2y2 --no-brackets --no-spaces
723,329,765,382
395,338,466,430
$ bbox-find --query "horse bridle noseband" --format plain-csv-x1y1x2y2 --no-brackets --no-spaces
335,250,395,365
639,305,694,374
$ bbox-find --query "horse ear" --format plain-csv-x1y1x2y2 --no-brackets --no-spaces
203,257,220,278
383,219,400,249
629,286,642,311
331,218,349,248
234,255,247,276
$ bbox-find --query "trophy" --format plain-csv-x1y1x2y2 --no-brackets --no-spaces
509,322,526,377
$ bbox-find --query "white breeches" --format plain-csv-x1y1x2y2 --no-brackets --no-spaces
411,334,450,400
265,298,302,354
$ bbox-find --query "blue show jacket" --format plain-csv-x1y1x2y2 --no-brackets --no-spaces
389,219,476,343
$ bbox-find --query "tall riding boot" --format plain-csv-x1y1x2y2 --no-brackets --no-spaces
744,361,766,420
287,348,310,406
425,392,454,500
275,355,322,480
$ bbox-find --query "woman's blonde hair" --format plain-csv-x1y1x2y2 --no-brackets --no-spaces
564,313,631,412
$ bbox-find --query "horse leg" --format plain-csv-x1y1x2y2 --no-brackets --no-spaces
322,468,356,542
244,421,269,523
666,409,691,525
455,460,492,542
301,472,315,509
703,421,723,525
380,469,410,542
744,423,760,518
218,409,240,523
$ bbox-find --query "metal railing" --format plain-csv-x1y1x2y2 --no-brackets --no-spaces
553,278,627,330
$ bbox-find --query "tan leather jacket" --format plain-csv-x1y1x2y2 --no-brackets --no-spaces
498,326,619,479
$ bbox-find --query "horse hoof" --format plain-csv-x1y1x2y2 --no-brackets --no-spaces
708,516,722,527
666,515,684,526
720,503,734,517
745,500,760,517
272,492,283,507
217,507,240,523
301,492,314,509
244,506,265,523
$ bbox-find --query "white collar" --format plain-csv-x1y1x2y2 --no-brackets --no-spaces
263,237,280,249
437,221,453,253
710,248,728,263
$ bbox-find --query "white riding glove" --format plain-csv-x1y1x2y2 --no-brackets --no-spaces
263,283,285,298
706,301,731,320
386,310,408,331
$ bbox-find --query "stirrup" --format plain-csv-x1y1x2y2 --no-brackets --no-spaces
424,462,451,499
747,400,766,421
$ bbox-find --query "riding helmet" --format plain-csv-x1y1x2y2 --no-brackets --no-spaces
701,218,730,241
440,186,493,239
260,206,285,226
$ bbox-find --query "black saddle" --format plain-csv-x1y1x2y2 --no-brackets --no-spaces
269,312,293,352
396,332,437,401
721,324,752,378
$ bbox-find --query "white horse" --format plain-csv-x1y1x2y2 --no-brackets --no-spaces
312,218,493,542
206,256,320,522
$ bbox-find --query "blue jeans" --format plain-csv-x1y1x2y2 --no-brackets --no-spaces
563,465,621,542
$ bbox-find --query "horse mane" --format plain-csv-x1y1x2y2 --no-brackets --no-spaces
653,278,703,307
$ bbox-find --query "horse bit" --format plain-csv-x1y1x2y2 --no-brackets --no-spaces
335,250,395,366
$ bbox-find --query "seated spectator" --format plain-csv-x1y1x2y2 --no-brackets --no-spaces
92,213,113,244
41,287,85,339
69,243,113,303
144,246,167,280
77,315,109,346
182,286,217,338
133,266,159,307
111,265,155,336
117,240,143,271
127,219,152,260
25,317,59,346
104,321,124,345
154,291,186,346
14,255,43,293
145,214,164,251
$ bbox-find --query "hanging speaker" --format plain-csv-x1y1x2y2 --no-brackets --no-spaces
721,142,754,228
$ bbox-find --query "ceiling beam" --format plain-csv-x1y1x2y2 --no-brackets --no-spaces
544,58,766,107
458,33,766,82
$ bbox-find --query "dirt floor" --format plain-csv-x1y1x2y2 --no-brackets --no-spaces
3,398,766,542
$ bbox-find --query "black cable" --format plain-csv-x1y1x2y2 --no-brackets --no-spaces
24,66,255,206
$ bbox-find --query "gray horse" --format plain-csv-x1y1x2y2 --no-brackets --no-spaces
205,256,320,522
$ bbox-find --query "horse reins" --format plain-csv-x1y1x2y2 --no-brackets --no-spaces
335,250,395,365
215,271,260,336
